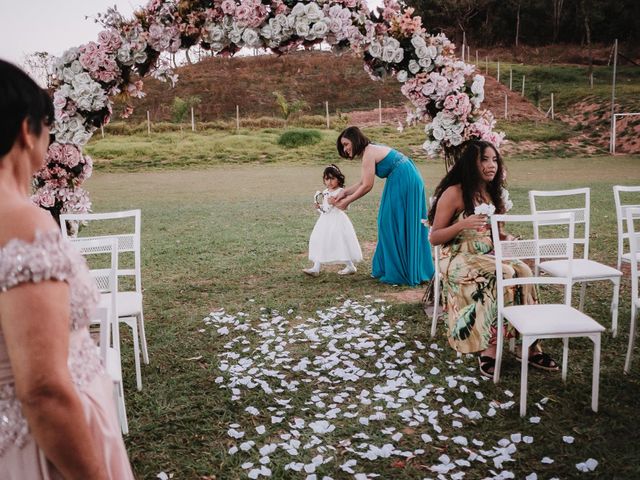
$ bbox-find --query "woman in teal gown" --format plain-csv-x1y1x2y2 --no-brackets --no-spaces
332,126,434,286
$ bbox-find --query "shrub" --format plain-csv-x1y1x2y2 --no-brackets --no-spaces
277,129,322,148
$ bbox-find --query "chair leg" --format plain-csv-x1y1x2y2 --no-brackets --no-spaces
578,282,587,311
430,279,440,338
131,321,142,391
115,380,128,435
625,303,638,374
562,337,569,382
493,318,505,384
610,278,621,338
520,336,535,417
591,334,601,413
138,311,149,365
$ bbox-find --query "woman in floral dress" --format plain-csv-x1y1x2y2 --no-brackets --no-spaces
428,140,559,378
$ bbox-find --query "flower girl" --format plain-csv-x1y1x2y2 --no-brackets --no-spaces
304,164,363,276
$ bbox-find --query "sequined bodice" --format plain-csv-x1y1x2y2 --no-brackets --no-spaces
375,148,410,179
0,230,103,456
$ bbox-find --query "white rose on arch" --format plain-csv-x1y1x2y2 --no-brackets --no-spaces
368,40,382,58
241,28,261,48
396,70,408,83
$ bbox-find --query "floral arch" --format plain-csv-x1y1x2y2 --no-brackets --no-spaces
33,0,504,218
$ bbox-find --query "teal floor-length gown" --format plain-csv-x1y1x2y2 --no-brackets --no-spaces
371,148,434,286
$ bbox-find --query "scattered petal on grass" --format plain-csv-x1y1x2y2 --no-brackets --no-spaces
529,416,541,424
541,457,554,464
562,436,575,444
576,458,598,472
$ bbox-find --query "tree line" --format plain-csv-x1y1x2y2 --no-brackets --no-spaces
404,0,639,49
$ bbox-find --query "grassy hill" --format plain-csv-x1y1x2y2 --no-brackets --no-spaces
123,50,407,121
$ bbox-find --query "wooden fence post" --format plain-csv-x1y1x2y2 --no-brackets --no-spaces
146,111,151,135
325,101,330,128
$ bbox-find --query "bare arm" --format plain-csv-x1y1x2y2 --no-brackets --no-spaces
334,151,376,209
429,186,487,246
0,208,107,480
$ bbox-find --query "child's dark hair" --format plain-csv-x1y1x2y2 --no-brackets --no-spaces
323,164,345,187
427,140,505,224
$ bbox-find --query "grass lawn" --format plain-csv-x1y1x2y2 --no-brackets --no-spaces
79,135,640,479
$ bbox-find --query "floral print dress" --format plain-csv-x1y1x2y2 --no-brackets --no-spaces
439,212,537,354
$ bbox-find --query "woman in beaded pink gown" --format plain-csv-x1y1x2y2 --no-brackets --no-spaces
0,60,134,479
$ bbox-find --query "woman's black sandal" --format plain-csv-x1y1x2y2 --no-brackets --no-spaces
478,355,496,378
527,351,559,371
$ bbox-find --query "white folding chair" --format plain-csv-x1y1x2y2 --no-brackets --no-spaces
78,237,129,435
60,210,147,391
613,185,640,271
491,213,605,416
624,207,640,374
529,188,622,336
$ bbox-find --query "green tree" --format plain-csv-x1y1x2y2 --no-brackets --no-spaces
273,91,308,127
171,95,201,125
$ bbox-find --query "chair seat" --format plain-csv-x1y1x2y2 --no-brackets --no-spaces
622,252,640,263
503,304,605,336
99,291,142,317
539,259,621,280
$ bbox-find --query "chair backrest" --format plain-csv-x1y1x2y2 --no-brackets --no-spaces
74,237,120,360
529,188,589,260
613,185,640,266
626,206,640,299
491,213,575,311
60,210,141,293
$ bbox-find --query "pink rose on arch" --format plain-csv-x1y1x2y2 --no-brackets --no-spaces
443,94,457,110
62,145,82,168
38,190,56,209
97,30,123,53
221,0,236,15
46,143,64,163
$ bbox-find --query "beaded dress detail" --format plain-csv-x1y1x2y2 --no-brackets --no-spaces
0,229,133,479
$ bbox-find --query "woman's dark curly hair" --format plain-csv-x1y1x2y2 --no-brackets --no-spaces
336,126,370,159
323,164,345,187
427,140,506,224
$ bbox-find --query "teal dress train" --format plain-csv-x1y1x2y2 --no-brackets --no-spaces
372,148,434,286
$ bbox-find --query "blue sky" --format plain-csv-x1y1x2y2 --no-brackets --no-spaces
0,0,383,67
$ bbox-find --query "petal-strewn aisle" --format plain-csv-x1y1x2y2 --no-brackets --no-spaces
202,299,598,479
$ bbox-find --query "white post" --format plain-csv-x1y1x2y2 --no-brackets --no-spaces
325,100,330,128
504,92,508,119
462,31,466,62
100,124,104,138
590,72,594,89
612,114,617,154
378,99,382,125
509,68,513,90
146,110,151,135
497,61,500,83
191,107,195,132
609,39,618,153
550,93,555,120
521,75,526,96
236,105,240,132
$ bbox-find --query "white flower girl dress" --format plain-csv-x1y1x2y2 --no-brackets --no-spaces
308,188,362,272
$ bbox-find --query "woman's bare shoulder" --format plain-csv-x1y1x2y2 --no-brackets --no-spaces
0,201,58,247
441,184,463,201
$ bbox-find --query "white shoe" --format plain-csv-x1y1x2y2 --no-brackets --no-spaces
338,265,357,275
303,268,320,277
